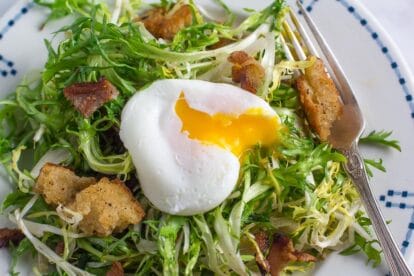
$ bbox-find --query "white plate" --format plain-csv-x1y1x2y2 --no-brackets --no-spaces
1,0,413,275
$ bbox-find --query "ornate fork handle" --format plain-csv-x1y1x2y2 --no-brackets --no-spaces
342,142,412,276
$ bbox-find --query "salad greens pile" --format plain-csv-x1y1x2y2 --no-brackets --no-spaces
0,0,400,275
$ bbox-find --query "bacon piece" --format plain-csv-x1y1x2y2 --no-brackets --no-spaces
228,51,265,94
294,251,319,262
0,228,25,248
267,234,317,276
254,231,271,273
296,57,343,141
54,241,65,256
139,4,193,40
255,231,271,252
106,262,124,276
63,78,119,118
208,38,235,50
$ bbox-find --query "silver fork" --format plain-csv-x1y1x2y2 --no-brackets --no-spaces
279,2,413,275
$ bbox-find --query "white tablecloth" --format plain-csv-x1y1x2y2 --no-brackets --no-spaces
0,0,413,75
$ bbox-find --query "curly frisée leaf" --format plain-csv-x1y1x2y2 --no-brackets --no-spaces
10,146,33,193
12,196,92,276
184,230,201,275
340,233,382,267
75,119,133,176
289,161,361,250
360,130,401,151
269,57,316,96
34,0,110,27
158,216,187,276
214,208,248,276
193,215,223,274
364,158,386,178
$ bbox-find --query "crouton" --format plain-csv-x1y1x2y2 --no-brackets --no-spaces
296,57,343,141
228,51,265,94
68,178,145,237
34,163,96,206
139,4,193,40
63,77,119,118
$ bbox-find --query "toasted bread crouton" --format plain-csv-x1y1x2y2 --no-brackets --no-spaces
228,51,265,94
296,57,343,141
63,77,119,118
139,4,193,40
68,178,145,237
34,163,96,206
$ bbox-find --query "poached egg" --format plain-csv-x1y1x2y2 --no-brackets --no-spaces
120,79,280,215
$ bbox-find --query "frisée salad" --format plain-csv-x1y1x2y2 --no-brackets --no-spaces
0,0,402,275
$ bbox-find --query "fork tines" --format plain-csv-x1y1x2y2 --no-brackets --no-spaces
280,8,317,63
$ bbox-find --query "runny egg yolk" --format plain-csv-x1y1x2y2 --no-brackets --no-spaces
175,92,280,157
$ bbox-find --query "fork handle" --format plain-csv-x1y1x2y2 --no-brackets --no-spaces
342,142,412,276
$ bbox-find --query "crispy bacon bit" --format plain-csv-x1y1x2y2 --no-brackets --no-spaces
55,241,65,256
294,251,319,262
255,231,271,252
296,57,343,141
106,262,124,276
228,51,265,94
139,4,193,40
208,38,235,50
267,234,317,276
267,234,296,276
254,231,271,273
0,228,25,248
63,78,119,118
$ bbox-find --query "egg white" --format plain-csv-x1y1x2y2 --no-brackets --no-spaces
120,79,277,215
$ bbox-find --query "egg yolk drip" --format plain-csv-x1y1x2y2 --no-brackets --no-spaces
175,93,280,157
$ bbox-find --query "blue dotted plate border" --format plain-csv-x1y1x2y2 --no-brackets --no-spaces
380,190,414,255
0,2,34,77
